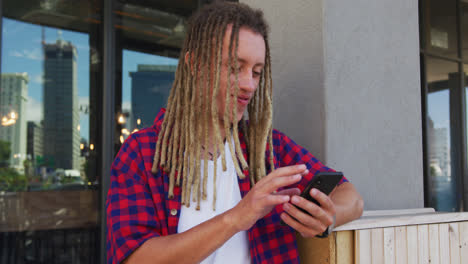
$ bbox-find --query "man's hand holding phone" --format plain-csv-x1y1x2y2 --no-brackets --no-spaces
227,165,308,232
280,172,343,238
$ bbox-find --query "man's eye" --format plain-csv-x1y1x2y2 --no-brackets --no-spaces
253,71,262,77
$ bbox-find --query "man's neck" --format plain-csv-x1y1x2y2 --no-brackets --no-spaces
204,120,229,153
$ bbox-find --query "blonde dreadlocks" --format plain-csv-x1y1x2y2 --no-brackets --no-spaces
151,2,274,210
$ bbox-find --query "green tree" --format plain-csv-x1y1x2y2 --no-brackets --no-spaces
0,140,10,168
23,158,33,178
0,167,27,191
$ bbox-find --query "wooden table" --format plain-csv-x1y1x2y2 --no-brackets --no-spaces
297,208,468,263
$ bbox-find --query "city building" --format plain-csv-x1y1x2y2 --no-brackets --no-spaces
26,121,43,164
433,128,451,177
129,64,176,129
42,36,81,170
0,73,28,171
428,118,451,177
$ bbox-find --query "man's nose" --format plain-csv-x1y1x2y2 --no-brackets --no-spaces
238,72,256,92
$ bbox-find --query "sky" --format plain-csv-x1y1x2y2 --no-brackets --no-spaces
1,17,177,141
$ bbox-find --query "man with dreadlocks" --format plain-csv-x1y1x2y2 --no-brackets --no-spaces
107,2,363,264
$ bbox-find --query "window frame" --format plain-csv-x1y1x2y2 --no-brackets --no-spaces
420,0,468,211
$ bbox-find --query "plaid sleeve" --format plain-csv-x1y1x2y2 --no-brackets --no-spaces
106,134,160,264
272,129,348,191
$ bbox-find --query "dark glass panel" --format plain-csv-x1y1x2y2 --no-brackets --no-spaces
462,0,468,61
113,1,196,150
426,57,459,212
424,0,459,58
120,51,178,144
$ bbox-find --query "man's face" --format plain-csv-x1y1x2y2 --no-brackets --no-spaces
215,25,266,125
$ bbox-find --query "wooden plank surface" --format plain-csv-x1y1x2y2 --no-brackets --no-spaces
362,208,435,217
438,223,450,264
395,226,407,264
406,225,418,264
336,231,354,264
383,227,395,264
335,212,468,231
329,232,336,264
449,223,461,264
371,228,384,264
296,234,331,264
418,225,429,264
460,222,468,263
428,224,440,264
356,229,371,264
294,218,468,264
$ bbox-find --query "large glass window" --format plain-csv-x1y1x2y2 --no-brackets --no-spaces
0,1,102,262
113,1,189,149
421,0,468,211
0,0,102,263
120,50,178,143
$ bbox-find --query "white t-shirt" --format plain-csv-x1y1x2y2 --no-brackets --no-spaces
177,139,251,264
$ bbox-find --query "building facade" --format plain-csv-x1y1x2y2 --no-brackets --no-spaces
26,121,43,166
129,64,176,129
0,73,28,170
43,38,81,170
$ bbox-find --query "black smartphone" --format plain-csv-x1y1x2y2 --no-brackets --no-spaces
280,171,343,225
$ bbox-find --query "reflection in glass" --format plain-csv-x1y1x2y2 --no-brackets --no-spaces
424,0,459,58
1,19,93,191
115,1,190,150
43,34,82,172
0,0,101,261
462,1,468,60
121,50,178,142
115,1,191,49
465,65,468,193
0,73,27,173
426,57,458,211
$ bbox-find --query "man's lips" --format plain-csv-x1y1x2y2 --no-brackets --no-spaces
229,93,251,106
237,96,250,106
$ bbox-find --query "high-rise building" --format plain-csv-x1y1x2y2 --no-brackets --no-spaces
434,128,450,177
129,64,176,129
428,118,451,178
27,121,43,163
0,73,28,171
43,37,80,170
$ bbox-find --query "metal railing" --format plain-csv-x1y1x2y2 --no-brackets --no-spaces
0,227,100,264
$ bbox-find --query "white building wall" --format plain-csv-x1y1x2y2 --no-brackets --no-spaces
241,0,424,209
0,73,29,171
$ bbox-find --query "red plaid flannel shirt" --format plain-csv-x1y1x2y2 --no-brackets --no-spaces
106,108,347,264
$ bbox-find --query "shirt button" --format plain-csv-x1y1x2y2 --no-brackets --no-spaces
170,209,177,216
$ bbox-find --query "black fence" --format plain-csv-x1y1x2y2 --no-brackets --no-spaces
0,227,99,264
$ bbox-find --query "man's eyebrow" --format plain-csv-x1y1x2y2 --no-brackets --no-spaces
238,58,264,67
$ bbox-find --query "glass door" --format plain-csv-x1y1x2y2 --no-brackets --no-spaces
113,0,191,149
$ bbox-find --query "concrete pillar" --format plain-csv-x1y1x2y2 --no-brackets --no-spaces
241,0,424,209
